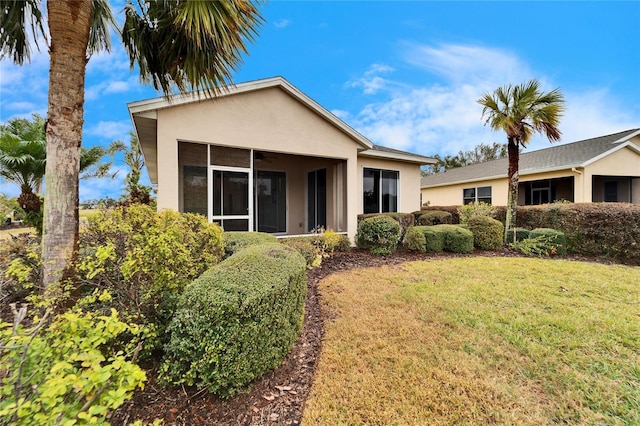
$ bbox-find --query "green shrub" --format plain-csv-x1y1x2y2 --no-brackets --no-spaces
77,205,225,355
505,227,530,243
356,215,401,255
417,210,453,226
357,212,413,239
0,299,146,425
528,228,567,255
322,229,351,252
403,227,426,252
281,237,319,268
224,231,277,257
457,202,495,225
434,224,474,253
0,234,41,303
160,243,306,398
467,216,504,250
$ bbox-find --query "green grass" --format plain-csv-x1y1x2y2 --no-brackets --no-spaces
303,257,640,425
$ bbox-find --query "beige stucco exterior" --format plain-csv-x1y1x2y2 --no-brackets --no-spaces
421,143,640,206
129,78,433,241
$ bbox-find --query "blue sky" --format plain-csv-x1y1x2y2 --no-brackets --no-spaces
1,1,639,201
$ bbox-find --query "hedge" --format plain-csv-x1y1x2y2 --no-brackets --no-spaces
224,231,277,257
357,212,413,239
529,228,568,255
160,243,307,397
467,216,504,250
417,210,453,226
433,224,474,253
356,215,401,255
403,226,445,252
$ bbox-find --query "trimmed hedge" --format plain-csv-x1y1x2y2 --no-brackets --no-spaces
403,226,445,252
280,237,318,268
417,210,453,226
529,228,568,255
357,212,413,239
224,231,277,257
356,215,401,255
506,227,531,243
160,243,307,397
467,216,504,250
434,224,474,253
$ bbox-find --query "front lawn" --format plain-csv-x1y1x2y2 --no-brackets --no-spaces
303,257,640,425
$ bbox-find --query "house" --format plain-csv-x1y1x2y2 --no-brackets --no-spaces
128,77,435,241
420,129,640,206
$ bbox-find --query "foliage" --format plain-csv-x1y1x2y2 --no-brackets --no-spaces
505,227,530,242
280,237,320,268
433,224,474,253
0,194,24,222
457,201,495,225
0,235,41,303
527,228,567,255
417,210,452,226
78,205,225,354
322,229,351,253
403,227,426,252
305,258,640,425
422,142,507,175
0,299,146,425
110,131,154,205
357,212,413,240
467,216,504,250
224,231,277,257
403,226,446,252
160,243,306,398
356,215,401,255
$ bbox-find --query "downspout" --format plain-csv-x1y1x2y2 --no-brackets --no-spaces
572,167,584,202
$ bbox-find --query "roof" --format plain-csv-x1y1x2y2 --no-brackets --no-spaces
421,129,640,188
128,77,435,182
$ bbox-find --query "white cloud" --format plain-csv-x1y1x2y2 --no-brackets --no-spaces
347,43,640,158
80,166,126,202
85,120,131,141
274,19,291,29
105,80,130,94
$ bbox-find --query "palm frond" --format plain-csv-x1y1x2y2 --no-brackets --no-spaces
122,0,264,96
0,0,46,64
88,0,117,56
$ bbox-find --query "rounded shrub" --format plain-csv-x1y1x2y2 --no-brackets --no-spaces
417,210,453,226
467,216,504,250
434,224,474,253
322,230,351,252
403,226,426,252
357,212,413,239
529,228,568,255
224,231,277,257
505,227,530,243
281,237,319,268
356,215,401,255
160,243,307,397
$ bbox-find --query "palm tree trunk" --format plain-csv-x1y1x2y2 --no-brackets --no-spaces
42,1,93,290
505,137,520,243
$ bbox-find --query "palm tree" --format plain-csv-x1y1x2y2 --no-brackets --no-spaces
477,80,565,242
1,0,263,290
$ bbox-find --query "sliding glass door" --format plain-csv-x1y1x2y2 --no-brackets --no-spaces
211,168,251,231
255,171,286,233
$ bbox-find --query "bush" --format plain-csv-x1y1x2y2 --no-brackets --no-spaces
78,205,225,355
160,243,306,397
434,225,474,253
322,229,351,252
281,237,319,268
356,215,401,255
467,216,504,250
417,210,453,226
357,212,413,239
505,227,530,243
0,234,41,303
528,228,567,255
403,226,446,252
0,300,146,425
420,206,462,224
403,227,426,252
457,202,495,225
224,231,277,257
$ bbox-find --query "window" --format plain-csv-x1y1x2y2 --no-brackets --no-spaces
363,168,399,213
463,186,492,205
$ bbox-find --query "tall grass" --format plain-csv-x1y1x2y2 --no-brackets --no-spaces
304,258,640,425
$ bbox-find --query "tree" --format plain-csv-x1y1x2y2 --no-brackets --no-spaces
422,142,508,175
477,79,565,242
111,130,152,204
1,0,263,290
0,114,119,212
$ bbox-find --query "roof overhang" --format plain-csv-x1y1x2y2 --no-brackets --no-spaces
359,148,436,165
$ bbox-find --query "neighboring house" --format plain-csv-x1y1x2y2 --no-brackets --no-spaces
421,129,640,206
129,77,435,241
